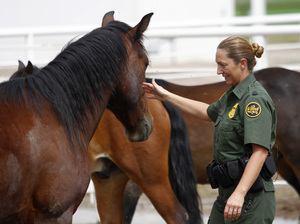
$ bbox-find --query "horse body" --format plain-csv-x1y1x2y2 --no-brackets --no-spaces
89,99,202,224
0,11,153,224
256,68,300,191
0,98,88,223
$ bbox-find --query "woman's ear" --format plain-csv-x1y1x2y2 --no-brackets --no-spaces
240,58,247,70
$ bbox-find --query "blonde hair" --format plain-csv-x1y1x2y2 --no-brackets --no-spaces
217,36,264,72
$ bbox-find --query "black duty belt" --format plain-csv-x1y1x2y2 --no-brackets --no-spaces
206,155,276,193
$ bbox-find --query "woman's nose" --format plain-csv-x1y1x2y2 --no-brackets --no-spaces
217,66,223,75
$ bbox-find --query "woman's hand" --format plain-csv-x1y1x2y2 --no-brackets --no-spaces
224,191,244,220
142,78,168,101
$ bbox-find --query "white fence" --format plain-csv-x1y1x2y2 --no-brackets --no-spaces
0,13,300,81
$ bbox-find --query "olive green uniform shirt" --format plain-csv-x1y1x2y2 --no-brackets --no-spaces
207,73,277,165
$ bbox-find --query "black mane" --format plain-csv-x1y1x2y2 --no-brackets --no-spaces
0,21,137,146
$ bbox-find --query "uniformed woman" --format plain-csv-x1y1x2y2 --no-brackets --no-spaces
143,36,277,224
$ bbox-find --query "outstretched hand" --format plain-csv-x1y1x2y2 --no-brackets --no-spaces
142,79,168,101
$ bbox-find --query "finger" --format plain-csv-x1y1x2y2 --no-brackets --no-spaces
151,78,159,88
142,82,152,89
236,207,242,219
232,208,238,220
146,95,156,99
224,206,230,220
142,84,153,92
151,78,156,85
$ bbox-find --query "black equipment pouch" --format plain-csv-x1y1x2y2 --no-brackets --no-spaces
261,155,276,180
249,174,264,193
238,156,263,193
206,161,219,189
212,164,233,188
227,160,242,186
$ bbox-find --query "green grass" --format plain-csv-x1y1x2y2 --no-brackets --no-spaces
236,0,300,16
236,0,300,43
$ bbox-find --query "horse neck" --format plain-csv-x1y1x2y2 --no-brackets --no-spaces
38,61,116,148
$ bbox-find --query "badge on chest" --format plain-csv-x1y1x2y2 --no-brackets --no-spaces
228,103,239,118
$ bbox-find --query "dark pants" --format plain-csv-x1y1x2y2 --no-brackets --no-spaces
208,179,275,224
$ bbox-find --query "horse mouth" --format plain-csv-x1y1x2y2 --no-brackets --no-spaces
125,115,153,142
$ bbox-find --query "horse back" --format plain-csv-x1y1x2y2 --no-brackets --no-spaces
255,68,300,166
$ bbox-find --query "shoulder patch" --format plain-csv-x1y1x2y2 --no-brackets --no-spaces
245,102,261,118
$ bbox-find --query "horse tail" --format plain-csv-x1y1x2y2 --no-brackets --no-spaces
162,101,203,224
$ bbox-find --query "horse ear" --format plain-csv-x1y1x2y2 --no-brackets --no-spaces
129,13,153,41
18,60,25,71
22,61,34,77
102,11,115,27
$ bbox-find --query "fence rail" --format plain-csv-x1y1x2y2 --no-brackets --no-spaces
0,13,299,72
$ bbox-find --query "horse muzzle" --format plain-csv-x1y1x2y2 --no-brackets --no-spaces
125,113,153,142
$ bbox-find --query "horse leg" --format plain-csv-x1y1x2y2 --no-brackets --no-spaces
123,180,142,224
276,154,300,195
132,173,188,224
114,150,188,223
91,164,129,224
274,149,300,222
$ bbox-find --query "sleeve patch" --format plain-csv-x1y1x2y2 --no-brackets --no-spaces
245,102,261,118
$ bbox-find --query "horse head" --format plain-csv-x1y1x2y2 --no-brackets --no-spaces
103,11,154,142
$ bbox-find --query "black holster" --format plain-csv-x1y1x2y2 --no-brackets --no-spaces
212,164,233,188
206,161,219,189
227,160,242,186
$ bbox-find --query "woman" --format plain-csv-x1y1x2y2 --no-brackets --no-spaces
143,36,277,223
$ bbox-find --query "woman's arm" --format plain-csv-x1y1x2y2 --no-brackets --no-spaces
143,79,212,121
224,143,268,221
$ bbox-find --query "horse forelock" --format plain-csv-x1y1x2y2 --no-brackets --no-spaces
0,21,133,148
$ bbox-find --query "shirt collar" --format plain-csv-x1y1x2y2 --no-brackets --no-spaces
231,73,256,99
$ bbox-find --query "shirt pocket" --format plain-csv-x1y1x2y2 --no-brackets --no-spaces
216,119,244,152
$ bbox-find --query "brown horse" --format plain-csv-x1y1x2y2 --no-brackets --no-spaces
0,11,153,224
10,61,202,224
89,100,202,224
121,68,300,222
12,62,202,224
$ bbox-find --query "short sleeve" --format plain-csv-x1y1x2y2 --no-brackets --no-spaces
207,101,220,123
244,96,274,151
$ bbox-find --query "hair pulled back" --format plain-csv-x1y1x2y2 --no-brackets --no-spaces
217,36,264,72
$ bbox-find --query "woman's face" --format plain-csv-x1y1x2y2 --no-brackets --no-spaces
215,48,244,87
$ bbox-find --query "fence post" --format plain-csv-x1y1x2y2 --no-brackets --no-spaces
25,33,34,62
251,0,268,70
